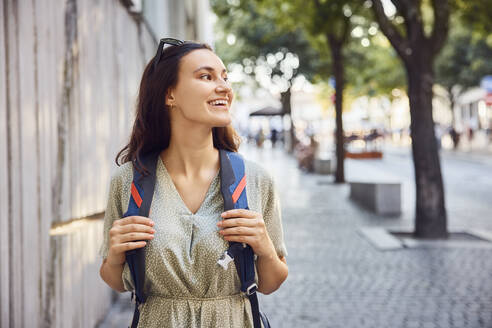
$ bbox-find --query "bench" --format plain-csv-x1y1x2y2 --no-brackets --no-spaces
349,181,401,215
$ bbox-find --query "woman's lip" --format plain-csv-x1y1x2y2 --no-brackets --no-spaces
208,103,228,108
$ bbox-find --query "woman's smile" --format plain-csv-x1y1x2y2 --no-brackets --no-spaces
207,98,229,110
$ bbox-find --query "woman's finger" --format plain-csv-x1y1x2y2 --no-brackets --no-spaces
109,224,155,240
219,226,256,236
112,241,147,253
221,209,257,219
118,223,155,234
222,235,253,244
218,218,257,228
118,232,155,243
114,216,154,227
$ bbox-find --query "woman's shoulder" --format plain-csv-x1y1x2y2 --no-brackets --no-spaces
243,158,274,187
242,157,279,213
109,161,133,187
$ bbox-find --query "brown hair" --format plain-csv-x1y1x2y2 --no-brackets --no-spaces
115,41,240,174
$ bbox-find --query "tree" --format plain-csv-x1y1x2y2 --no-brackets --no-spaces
256,0,367,183
435,14,492,127
371,0,450,238
211,0,329,152
306,1,362,183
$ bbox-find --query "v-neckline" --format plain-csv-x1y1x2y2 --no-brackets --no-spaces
159,156,220,215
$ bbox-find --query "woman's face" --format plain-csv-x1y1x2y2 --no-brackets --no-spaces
167,49,234,127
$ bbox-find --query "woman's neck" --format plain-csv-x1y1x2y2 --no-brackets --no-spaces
161,123,219,178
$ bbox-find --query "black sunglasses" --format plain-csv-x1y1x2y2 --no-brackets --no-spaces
153,38,185,71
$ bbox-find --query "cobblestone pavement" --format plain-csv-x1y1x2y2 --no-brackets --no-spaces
98,144,492,328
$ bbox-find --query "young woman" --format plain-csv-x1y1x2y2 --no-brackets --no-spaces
99,39,288,327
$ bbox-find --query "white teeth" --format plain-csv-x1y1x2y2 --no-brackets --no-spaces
209,100,227,106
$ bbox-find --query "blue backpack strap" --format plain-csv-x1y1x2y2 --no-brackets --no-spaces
123,150,160,328
219,149,267,328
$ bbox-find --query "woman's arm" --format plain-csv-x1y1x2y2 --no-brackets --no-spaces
256,250,288,294
100,260,126,292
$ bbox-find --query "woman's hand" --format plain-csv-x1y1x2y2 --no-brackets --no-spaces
106,216,155,266
217,209,276,258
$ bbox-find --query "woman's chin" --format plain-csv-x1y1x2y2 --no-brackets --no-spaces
213,121,232,128
211,114,232,127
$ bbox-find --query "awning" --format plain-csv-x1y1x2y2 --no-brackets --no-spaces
249,106,284,116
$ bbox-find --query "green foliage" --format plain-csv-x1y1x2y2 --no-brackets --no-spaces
347,44,405,98
210,0,329,87
212,0,408,98
454,0,492,37
255,0,407,96
345,21,406,98
435,14,492,92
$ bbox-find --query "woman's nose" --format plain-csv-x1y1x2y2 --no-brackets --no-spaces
216,79,232,93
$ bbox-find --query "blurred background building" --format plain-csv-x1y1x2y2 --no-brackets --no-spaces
0,0,213,327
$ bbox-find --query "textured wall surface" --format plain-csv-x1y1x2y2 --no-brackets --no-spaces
0,0,155,326
0,0,213,325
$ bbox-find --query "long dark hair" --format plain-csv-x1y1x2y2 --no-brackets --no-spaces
115,41,240,174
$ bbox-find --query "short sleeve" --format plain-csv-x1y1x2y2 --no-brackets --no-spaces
262,174,288,258
98,172,123,259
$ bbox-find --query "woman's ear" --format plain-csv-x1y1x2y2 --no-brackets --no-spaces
165,90,175,107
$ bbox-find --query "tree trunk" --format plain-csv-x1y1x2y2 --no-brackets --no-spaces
447,86,456,127
371,0,449,239
329,38,345,183
406,58,448,239
280,88,295,153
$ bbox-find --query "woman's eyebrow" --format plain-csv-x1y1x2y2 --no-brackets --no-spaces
193,66,227,74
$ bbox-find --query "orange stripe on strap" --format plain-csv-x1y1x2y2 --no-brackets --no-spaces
231,175,246,204
131,182,143,208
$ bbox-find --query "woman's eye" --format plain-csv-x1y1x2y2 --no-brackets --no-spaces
200,74,212,80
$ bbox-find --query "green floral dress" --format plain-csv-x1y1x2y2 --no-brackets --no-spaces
99,156,287,327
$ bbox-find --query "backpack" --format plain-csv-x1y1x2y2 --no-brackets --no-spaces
122,149,271,328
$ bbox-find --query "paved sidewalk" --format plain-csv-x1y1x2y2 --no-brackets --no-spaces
98,145,492,328
256,145,492,328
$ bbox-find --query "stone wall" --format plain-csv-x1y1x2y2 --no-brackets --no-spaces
0,0,155,326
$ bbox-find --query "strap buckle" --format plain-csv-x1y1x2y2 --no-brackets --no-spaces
217,250,235,270
245,283,258,296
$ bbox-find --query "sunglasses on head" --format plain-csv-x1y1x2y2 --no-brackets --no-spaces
153,38,185,71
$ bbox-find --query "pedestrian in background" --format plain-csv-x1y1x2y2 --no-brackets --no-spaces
270,128,278,147
98,40,288,327
449,126,460,149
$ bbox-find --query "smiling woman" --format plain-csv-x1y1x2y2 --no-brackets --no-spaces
167,49,233,127
98,39,288,328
